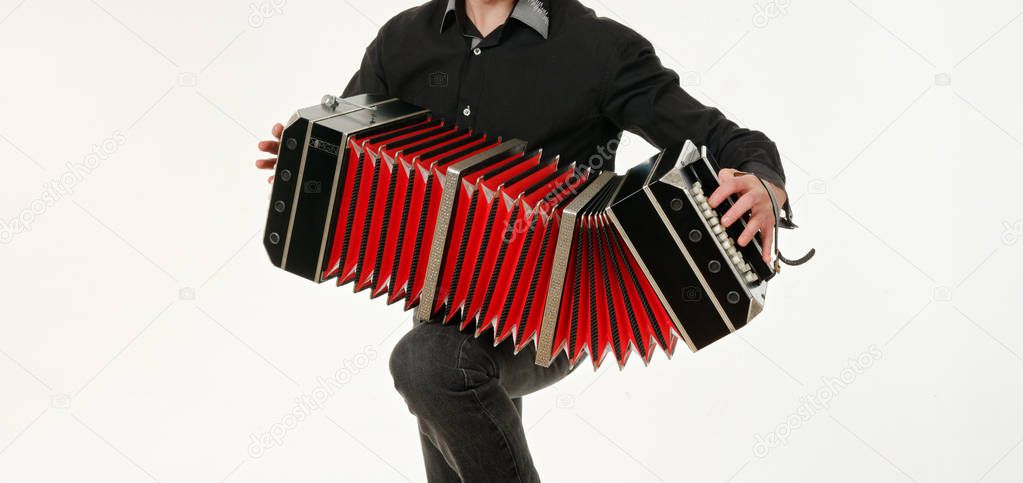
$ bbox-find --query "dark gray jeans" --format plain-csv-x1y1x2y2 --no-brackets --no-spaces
389,320,573,482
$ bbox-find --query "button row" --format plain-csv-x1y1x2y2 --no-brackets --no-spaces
690,182,758,284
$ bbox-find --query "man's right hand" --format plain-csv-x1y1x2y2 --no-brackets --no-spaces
256,123,284,184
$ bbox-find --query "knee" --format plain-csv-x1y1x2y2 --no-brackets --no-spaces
389,326,464,416
388,332,428,402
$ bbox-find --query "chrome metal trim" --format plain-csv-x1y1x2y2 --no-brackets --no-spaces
533,171,615,367
280,100,391,269
658,141,700,189
747,296,764,323
311,133,355,282
641,150,666,187
660,141,768,314
312,106,429,282
414,140,528,323
644,186,736,333
280,120,315,269
322,95,379,112
606,208,698,353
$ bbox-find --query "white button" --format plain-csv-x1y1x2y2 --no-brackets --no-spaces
463,106,472,116
473,47,482,56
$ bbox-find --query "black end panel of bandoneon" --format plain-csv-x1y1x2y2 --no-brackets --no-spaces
609,150,731,350
285,121,348,281
273,97,428,282
646,177,751,330
265,116,309,269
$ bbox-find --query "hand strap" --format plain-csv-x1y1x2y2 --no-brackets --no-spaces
744,174,816,272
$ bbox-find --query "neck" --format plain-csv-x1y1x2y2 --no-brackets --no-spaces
464,0,516,38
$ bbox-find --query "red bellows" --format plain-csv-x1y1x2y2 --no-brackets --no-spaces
319,118,683,369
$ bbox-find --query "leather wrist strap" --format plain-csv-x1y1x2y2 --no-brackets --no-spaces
744,174,816,272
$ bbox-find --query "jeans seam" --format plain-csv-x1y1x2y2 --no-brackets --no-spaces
457,338,524,483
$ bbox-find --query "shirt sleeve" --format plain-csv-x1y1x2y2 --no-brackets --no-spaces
342,28,389,97
600,28,786,189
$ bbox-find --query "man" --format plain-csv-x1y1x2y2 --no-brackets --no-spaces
256,0,788,481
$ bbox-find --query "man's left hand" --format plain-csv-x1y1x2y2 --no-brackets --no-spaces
707,168,788,264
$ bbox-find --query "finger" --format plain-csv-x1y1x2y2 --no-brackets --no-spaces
718,168,737,178
255,158,277,170
708,179,738,208
709,174,755,208
737,216,766,247
272,123,283,139
721,192,756,227
708,169,737,208
258,140,280,155
760,224,775,264
267,175,274,184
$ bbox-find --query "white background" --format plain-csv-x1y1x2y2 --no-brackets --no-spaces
2,0,1022,481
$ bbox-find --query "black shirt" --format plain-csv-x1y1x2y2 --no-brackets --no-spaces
342,0,786,188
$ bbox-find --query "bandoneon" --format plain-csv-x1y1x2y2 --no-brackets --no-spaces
264,94,776,368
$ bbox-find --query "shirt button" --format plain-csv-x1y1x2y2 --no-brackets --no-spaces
472,47,482,56
463,105,472,117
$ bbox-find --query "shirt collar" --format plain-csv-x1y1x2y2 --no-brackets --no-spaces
440,0,549,39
